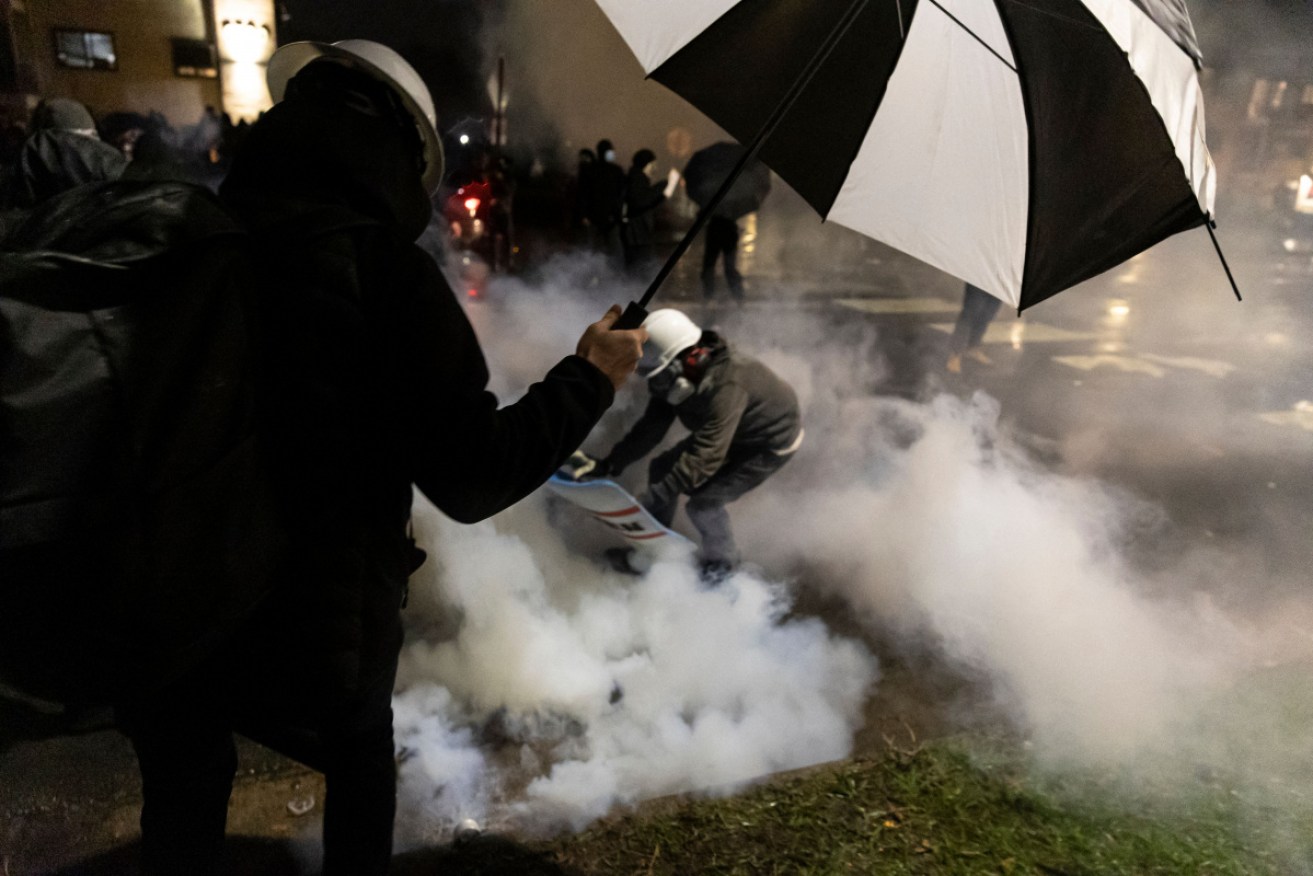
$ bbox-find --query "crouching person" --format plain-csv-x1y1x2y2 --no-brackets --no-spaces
582,308,801,580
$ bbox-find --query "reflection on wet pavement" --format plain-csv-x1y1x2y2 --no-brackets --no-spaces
836,297,959,314
927,321,1099,344
1259,401,1313,432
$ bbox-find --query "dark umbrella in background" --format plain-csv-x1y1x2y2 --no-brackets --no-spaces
602,0,1240,329
682,142,771,220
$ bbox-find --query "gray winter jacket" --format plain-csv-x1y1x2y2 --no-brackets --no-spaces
608,336,800,496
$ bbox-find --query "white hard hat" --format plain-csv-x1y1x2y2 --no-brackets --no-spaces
640,308,702,377
267,39,444,193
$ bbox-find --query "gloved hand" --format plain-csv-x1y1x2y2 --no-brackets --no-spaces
563,450,611,481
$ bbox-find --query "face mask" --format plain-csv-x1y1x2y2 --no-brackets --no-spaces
649,362,695,405
604,149,616,163
664,377,695,405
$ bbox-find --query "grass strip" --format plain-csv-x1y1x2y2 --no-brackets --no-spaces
546,743,1284,875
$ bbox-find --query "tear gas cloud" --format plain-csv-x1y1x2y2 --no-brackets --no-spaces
395,493,874,838
387,254,1311,853
385,0,1313,848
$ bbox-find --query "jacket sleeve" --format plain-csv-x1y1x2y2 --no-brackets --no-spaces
605,395,676,474
656,382,749,496
627,178,666,217
397,251,615,523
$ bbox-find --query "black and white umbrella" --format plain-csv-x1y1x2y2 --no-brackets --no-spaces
597,0,1229,313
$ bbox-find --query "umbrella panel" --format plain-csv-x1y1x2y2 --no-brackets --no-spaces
1127,0,1202,64
618,0,1214,309
997,0,1207,308
652,0,919,217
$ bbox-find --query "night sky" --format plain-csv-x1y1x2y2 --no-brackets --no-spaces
278,0,497,124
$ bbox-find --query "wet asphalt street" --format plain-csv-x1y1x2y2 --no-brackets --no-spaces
3,207,1310,874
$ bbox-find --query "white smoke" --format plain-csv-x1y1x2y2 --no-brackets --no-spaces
745,391,1251,764
389,252,1311,847
394,495,877,839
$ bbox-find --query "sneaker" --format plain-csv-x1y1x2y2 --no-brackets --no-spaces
698,559,734,586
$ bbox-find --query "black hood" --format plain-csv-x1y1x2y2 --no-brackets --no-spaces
13,130,127,209
220,96,432,241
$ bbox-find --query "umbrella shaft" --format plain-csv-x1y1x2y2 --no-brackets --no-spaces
638,0,872,310
1205,220,1243,303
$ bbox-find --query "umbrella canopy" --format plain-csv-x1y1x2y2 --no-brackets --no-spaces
683,141,772,220
594,0,1217,310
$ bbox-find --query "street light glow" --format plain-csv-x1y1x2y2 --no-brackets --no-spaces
220,20,270,64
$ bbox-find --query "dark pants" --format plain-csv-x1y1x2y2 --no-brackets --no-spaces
588,220,622,265
950,282,1002,354
648,441,793,566
623,240,656,275
701,216,743,301
117,590,403,876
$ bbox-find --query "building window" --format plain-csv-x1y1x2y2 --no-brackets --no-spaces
53,29,117,71
171,37,217,78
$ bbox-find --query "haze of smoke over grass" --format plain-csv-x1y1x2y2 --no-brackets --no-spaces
389,253,1312,846
393,491,877,841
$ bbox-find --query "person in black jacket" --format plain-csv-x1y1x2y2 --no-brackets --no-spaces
621,147,672,274
583,137,625,259
1,97,126,210
576,309,801,580
115,40,645,876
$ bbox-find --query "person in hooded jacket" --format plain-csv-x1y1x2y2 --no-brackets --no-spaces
621,147,669,274
1,97,126,209
575,308,801,579
114,41,645,876
583,137,625,258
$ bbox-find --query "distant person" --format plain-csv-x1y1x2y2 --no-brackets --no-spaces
190,104,223,164
683,142,769,303
621,147,678,274
3,97,126,209
702,212,744,303
122,124,197,184
583,137,625,259
946,282,1003,373
575,308,802,581
570,147,596,244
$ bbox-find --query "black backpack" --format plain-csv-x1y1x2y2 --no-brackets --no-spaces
0,180,283,706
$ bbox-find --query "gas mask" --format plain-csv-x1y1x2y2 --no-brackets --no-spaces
649,343,713,405
648,360,696,406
